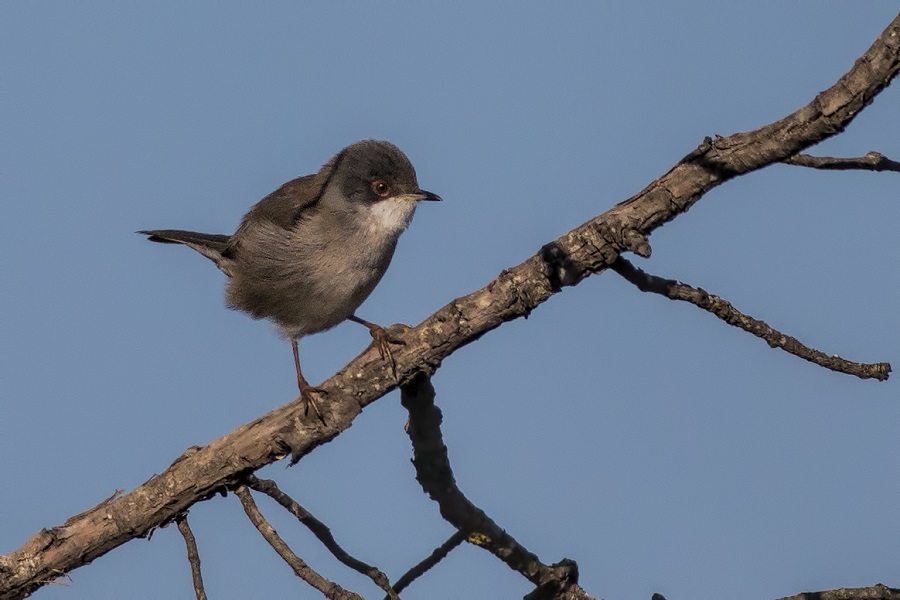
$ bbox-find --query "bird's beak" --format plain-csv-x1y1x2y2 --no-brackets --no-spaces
416,189,442,202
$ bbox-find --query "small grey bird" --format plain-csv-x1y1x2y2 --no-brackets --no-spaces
140,140,440,419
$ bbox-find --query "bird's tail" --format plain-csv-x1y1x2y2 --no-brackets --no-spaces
139,229,233,270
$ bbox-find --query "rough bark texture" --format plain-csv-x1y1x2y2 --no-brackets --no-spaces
1,13,898,600
777,584,900,600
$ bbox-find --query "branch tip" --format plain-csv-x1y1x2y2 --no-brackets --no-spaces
610,257,891,381
784,152,900,172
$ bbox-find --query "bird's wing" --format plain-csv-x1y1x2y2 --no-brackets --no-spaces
225,147,350,259
238,173,327,232
224,171,330,259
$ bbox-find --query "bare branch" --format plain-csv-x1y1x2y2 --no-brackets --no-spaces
389,531,466,599
610,257,891,381
777,583,900,600
784,152,900,172
3,13,899,599
175,515,207,600
400,374,593,599
234,485,362,600
245,475,398,600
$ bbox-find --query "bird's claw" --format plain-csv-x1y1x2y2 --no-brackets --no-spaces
298,386,327,424
368,323,410,379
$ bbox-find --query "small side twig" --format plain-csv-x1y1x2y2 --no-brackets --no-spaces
610,257,891,381
234,485,362,600
783,152,900,172
388,531,466,599
245,475,398,600
401,373,594,600
175,515,207,600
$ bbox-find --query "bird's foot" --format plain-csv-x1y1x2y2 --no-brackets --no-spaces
348,315,410,379
368,323,410,379
297,385,327,424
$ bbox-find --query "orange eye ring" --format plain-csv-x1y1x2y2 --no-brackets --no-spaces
371,179,391,197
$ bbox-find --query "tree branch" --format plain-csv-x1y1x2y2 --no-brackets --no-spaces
234,486,361,600
3,12,899,599
175,515,207,600
388,531,466,598
777,583,900,600
400,373,590,599
784,152,900,172
245,475,398,600
609,257,891,380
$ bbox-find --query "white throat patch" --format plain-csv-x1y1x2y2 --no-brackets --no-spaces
367,197,417,235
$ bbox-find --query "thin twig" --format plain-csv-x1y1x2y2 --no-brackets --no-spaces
234,485,362,600
389,531,466,599
783,152,900,172
245,475,398,600
401,374,595,600
175,515,207,600
609,257,891,380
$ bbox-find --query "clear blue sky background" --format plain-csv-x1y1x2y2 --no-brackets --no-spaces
2,4,898,599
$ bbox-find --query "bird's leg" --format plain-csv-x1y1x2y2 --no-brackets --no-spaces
347,315,407,378
291,339,325,423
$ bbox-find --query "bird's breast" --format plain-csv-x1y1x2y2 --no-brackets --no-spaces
225,201,412,338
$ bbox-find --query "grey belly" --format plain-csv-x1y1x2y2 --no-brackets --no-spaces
226,259,385,339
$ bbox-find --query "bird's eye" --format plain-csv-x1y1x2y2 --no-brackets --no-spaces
371,179,391,197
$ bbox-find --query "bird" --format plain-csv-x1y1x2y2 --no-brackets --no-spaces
140,140,440,419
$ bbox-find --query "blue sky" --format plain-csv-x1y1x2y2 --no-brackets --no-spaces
2,4,899,599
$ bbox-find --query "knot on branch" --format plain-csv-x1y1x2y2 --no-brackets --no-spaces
622,230,652,258
591,221,652,261
524,558,580,600
679,135,741,177
540,242,582,292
